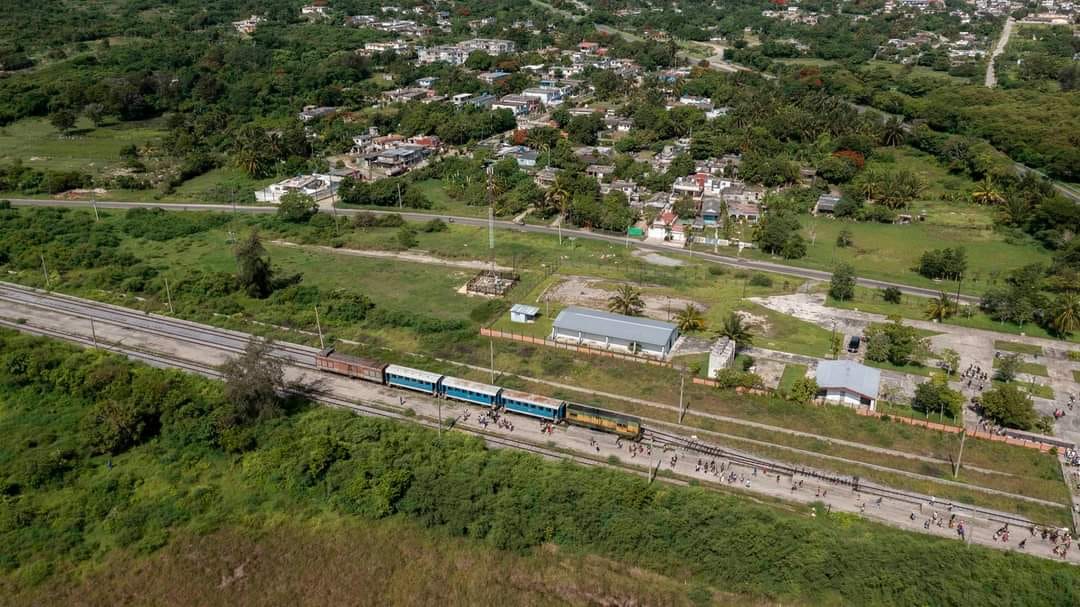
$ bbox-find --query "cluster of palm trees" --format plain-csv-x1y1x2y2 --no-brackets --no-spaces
606,285,753,343
852,167,926,209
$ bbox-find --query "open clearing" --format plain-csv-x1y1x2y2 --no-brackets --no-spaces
542,275,703,321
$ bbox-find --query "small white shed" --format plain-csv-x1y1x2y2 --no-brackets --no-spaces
510,304,540,324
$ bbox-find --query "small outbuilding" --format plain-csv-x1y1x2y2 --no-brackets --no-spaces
510,304,540,324
814,360,881,410
814,194,841,214
551,306,679,357
707,337,736,378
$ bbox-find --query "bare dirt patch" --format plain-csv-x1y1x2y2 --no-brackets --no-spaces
632,249,684,267
542,276,704,321
270,240,512,272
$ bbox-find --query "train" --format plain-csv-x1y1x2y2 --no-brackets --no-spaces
315,347,643,439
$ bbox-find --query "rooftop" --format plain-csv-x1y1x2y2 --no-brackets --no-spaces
815,360,881,399
511,304,540,316
553,306,678,348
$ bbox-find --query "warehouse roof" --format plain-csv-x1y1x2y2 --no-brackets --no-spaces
552,306,678,348
511,304,539,316
815,360,880,399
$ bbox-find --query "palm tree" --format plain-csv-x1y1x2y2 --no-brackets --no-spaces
716,311,753,345
1050,292,1080,337
544,176,571,219
925,292,955,322
854,168,883,202
607,285,645,316
233,124,272,178
971,177,1005,206
880,117,905,147
674,304,706,333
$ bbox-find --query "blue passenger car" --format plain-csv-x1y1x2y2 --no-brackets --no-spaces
441,377,502,407
498,389,566,421
385,364,444,395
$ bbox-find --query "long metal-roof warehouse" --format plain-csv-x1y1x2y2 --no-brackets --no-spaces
550,306,679,357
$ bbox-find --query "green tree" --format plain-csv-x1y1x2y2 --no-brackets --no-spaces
219,338,285,425
971,176,1005,206
788,376,819,404
233,125,277,178
49,109,77,134
674,304,706,333
607,284,645,316
835,228,853,248
880,117,905,147
864,317,927,366
276,191,319,223
235,231,273,298
716,312,753,345
829,263,856,301
925,292,956,322
939,348,960,376
1049,292,1080,337
980,383,1037,430
397,225,418,249
911,374,962,420
994,353,1022,383
881,287,902,304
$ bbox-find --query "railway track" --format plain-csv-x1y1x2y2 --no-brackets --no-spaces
642,428,1046,529
0,282,1060,531
0,304,669,487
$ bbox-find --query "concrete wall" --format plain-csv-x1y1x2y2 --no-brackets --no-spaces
821,388,875,411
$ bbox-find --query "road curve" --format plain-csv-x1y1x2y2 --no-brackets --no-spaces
6,197,980,304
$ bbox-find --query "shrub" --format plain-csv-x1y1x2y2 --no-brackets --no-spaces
748,273,772,287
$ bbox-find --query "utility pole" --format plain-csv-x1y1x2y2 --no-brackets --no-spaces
90,190,99,222
164,277,174,314
314,304,325,349
437,399,443,441
678,374,687,423
89,316,98,348
953,430,966,478
558,216,562,245
40,254,50,289
489,339,495,383
397,181,402,209
954,272,963,308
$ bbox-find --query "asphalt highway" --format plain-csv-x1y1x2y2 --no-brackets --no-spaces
8,197,981,304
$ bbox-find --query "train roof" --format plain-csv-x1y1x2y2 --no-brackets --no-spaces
566,402,640,421
385,364,445,384
442,376,502,396
320,347,387,370
500,389,565,409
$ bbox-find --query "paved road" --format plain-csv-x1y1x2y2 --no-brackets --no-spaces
986,17,1015,88
7,197,981,304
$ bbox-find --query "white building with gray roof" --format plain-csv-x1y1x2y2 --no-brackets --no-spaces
814,360,881,410
551,306,679,358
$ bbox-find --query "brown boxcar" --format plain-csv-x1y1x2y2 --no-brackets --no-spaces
565,403,642,438
315,347,387,384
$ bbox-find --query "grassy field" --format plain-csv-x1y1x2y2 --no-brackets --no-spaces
0,117,167,176
16,521,726,607
995,340,1044,356
725,146,1053,293
778,364,807,392
992,356,1049,377
1074,370,1080,383
866,60,973,85
826,287,1080,344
